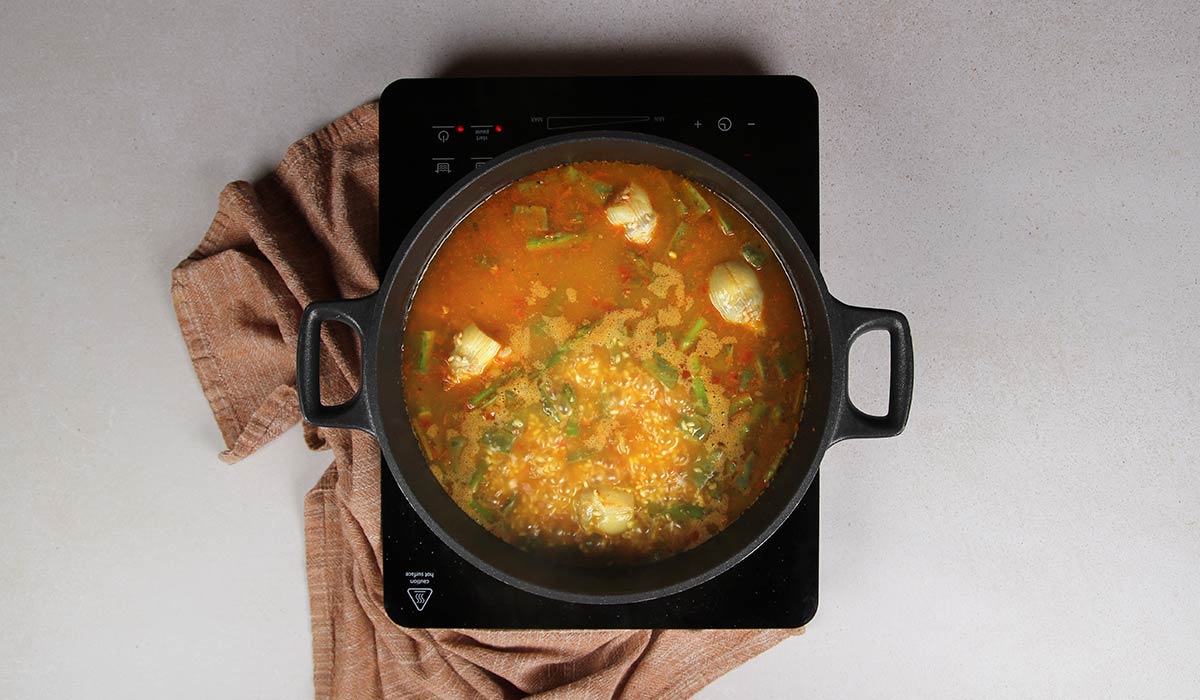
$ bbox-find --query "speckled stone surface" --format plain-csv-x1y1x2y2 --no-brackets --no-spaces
2,2,1197,697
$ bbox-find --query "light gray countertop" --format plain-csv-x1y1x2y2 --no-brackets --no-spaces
2,2,1198,697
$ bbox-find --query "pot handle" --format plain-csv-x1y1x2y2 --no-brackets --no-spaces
829,299,913,444
296,295,378,435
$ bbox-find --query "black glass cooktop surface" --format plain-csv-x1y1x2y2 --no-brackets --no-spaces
379,76,818,629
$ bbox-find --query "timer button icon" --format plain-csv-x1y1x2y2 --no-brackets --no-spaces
717,117,732,132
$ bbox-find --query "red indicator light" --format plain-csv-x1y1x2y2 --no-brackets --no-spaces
456,125,465,133
494,124,503,133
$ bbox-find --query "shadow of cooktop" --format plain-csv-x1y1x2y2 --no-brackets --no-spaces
434,45,768,78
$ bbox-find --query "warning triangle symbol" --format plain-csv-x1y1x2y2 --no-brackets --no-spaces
407,587,433,611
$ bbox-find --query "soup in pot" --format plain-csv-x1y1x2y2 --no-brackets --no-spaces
401,161,808,564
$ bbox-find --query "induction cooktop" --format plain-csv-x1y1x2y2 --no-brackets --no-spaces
378,76,819,629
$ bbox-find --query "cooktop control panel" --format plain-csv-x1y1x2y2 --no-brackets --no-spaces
379,76,819,629
422,112,768,179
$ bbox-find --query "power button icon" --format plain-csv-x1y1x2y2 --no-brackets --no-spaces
717,117,732,132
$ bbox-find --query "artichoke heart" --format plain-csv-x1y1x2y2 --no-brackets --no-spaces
605,183,658,245
447,323,502,384
575,487,636,535
708,260,764,326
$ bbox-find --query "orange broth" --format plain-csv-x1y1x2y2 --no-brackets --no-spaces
401,161,808,564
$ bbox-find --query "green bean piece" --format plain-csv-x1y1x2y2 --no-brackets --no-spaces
679,317,707,351
416,330,434,373
543,322,591,369
755,354,768,382
481,427,517,453
469,498,498,523
501,493,519,516
691,448,725,488
564,165,611,201
741,243,767,269
645,352,678,389
679,414,713,441
447,435,467,469
735,453,758,492
566,448,598,463
565,419,580,437
728,394,754,417
691,376,710,415
689,356,710,415
681,181,711,213
668,222,688,253
740,403,768,438
481,420,523,453
665,503,705,523
764,450,786,481
630,251,653,277
738,368,754,391
775,356,794,379
538,380,559,422
526,232,581,250
538,380,575,423
468,369,522,409
716,212,734,236
469,456,490,490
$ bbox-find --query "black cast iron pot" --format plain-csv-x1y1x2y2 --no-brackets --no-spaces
296,132,913,604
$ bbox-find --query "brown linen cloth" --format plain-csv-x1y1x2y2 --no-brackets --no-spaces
171,102,802,700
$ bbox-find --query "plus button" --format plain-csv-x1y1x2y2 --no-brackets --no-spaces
693,120,703,128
